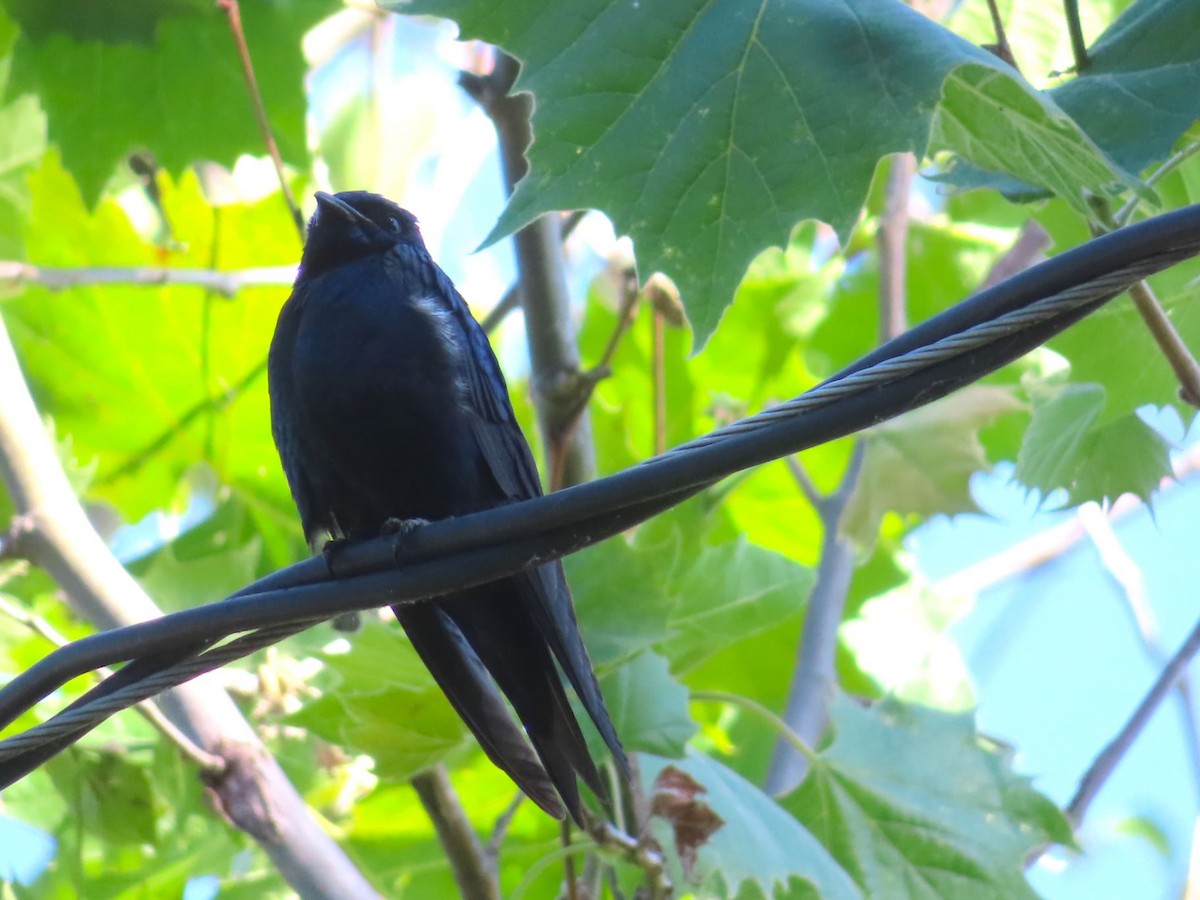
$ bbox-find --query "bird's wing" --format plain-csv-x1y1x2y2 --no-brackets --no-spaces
432,266,629,776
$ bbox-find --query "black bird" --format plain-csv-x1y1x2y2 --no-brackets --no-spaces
268,191,625,821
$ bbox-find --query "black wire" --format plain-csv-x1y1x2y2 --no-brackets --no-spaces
2,202,1199,782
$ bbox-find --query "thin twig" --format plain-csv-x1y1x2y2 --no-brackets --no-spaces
0,261,296,296
983,0,1016,68
480,211,587,335
1077,504,1200,812
485,791,525,859
768,155,912,794
562,820,580,900
584,819,670,900
1115,140,1200,226
411,767,499,900
1127,279,1200,407
1066,612,1200,824
878,153,914,342
652,310,666,456
1090,201,1200,408
784,455,824,510
979,221,1051,291
764,444,865,794
217,0,305,241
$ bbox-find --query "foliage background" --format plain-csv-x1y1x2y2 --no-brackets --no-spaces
0,0,1197,897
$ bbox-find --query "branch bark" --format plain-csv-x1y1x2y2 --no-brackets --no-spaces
0,261,296,295
0,315,377,899
462,52,595,488
411,768,500,900
765,154,912,795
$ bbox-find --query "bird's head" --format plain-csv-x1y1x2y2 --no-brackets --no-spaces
298,191,425,278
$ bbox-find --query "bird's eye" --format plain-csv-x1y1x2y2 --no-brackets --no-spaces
386,217,402,232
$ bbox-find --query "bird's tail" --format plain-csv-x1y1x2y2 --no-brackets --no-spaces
395,576,618,823
393,601,567,819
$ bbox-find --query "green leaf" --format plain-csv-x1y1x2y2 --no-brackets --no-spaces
134,535,261,612
641,750,860,899
598,652,696,757
843,386,1024,545
3,156,295,522
0,91,45,256
785,696,1073,898
1044,0,1200,176
393,0,1079,345
45,749,158,846
572,502,813,676
1014,382,1172,504
567,533,676,671
661,531,813,674
4,0,336,206
931,62,1141,218
939,0,1200,195
290,622,471,781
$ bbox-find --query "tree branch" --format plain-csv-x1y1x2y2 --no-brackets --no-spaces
0,261,296,296
764,445,864,794
462,51,595,489
1066,609,1200,825
0,314,377,898
411,767,499,900
766,154,912,794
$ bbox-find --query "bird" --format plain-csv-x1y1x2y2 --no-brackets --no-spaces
267,190,625,822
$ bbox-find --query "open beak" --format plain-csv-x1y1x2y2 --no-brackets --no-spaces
314,191,373,228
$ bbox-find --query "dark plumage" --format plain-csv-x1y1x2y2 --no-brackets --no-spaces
267,191,625,821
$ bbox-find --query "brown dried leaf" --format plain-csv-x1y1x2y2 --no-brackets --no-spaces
649,765,725,879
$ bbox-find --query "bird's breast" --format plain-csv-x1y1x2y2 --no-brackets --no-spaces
284,264,488,530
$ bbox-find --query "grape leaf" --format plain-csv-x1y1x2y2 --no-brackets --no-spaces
1014,382,1172,505
842,386,1024,545
2,157,295,522
290,623,471,781
394,0,1127,345
598,652,696,758
641,750,861,899
3,0,337,206
571,502,813,676
939,0,1200,193
785,696,1073,898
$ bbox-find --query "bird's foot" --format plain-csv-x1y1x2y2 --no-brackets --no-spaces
320,538,363,631
321,536,350,577
382,517,431,564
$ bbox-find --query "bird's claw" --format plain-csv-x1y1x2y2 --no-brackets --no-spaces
382,517,431,564
321,536,350,578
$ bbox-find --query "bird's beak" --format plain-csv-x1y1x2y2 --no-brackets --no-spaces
314,192,373,228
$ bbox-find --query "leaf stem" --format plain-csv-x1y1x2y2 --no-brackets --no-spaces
1063,0,1090,72
217,0,305,242
691,689,817,765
